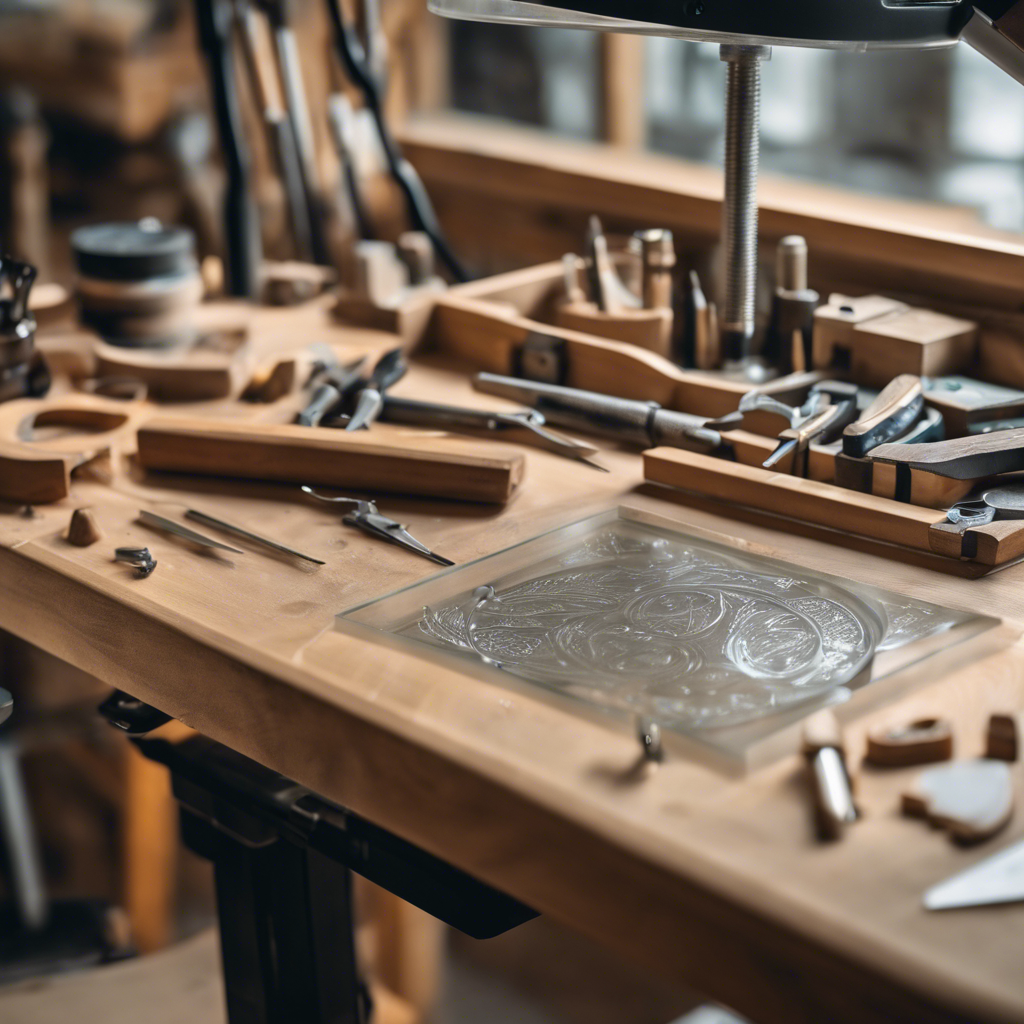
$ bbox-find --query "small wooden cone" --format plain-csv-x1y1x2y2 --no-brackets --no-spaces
67,508,102,547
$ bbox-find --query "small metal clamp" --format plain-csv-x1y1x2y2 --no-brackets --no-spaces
114,546,157,577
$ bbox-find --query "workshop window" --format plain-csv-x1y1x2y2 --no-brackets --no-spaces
447,22,1024,232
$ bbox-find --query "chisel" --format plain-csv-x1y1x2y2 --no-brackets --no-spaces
841,374,924,458
472,373,729,453
871,426,1024,480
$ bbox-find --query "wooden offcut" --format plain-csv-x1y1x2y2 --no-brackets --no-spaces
137,418,525,504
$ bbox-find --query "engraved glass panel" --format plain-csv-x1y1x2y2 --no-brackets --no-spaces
338,508,997,767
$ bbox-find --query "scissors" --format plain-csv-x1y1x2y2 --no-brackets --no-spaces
377,395,606,469
301,487,455,566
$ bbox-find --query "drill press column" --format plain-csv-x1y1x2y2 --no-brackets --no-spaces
719,44,771,364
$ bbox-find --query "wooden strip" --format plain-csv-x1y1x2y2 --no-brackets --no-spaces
137,418,525,504
433,288,823,419
401,115,1024,308
643,447,944,551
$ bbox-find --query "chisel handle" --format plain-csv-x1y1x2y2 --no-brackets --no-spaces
843,374,924,457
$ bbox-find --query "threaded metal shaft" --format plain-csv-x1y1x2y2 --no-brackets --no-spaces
719,44,770,362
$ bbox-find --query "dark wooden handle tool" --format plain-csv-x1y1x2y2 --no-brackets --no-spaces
842,374,924,457
871,426,1024,480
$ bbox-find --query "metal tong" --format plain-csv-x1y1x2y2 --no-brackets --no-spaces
301,486,454,566
378,395,604,468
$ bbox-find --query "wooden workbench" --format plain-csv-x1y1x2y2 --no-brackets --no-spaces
3,298,1023,1024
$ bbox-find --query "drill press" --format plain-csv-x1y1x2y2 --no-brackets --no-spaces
431,0,1024,367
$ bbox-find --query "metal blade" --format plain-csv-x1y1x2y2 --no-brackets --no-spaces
924,839,1024,910
346,388,383,431
763,438,797,469
346,511,455,566
138,510,244,554
185,509,325,565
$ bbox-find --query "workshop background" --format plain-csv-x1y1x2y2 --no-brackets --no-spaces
0,2,1016,1024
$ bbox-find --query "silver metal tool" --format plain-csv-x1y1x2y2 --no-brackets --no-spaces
346,347,408,431
297,352,366,427
138,510,244,554
584,215,638,313
925,838,1024,910
472,373,732,454
184,509,325,564
802,710,858,842
378,395,605,468
115,546,157,577
301,487,455,566
719,44,771,365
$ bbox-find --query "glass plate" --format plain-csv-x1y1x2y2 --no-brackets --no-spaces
338,507,997,768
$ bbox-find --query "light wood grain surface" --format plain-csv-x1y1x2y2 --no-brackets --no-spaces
2,298,1023,1024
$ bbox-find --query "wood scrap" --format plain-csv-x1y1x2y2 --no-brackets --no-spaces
865,718,953,767
136,418,525,504
902,759,1013,844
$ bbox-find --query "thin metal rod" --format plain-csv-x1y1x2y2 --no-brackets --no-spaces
719,44,770,362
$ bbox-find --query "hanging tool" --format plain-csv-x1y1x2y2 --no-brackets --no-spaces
323,0,467,281
184,508,325,564
193,0,261,297
925,838,1024,910
138,509,245,553
802,710,858,842
234,0,315,262
378,395,605,468
256,0,330,265
472,373,736,454
345,347,407,430
841,374,924,458
326,92,376,242
301,486,454,565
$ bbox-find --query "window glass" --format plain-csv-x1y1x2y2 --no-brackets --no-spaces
448,23,1024,232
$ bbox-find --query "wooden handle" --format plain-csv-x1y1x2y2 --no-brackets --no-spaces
842,374,923,457
137,418,525,504
871,426,1024,480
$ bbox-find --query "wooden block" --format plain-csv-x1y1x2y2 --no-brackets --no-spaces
986,712,1023,762
643,447,945,552
137,418,525,504
555,300,673,359
66,508,102,546
865,718,953,767
812,294,907,369
813,294,977,388
93,327,252,402
261,261,336,306
902,759,1013,844
854,308,977,387
334,283,445,348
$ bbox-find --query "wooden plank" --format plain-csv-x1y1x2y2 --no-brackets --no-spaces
136,417,525,504
400,115,1024,308
643,447,944,551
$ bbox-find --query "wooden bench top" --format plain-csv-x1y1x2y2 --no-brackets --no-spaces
3,298,1022,1024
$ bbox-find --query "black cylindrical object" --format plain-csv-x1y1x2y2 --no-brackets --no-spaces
72,220,203,349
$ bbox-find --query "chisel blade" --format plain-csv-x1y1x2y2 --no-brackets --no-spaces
924,839,1024,910
138,510,244,554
